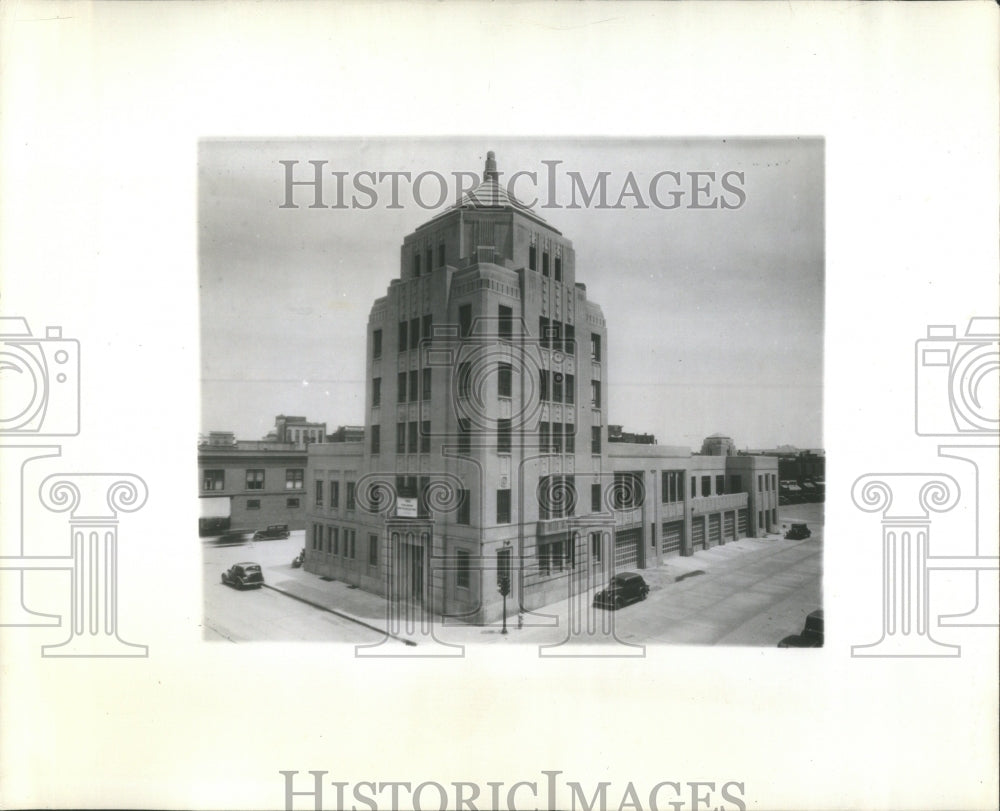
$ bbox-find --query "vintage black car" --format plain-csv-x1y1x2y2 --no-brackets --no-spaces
784,522,812,540
593,572,649,610
221,562,265,590
212,528,254,545
253,524,290,541
778,609,824,647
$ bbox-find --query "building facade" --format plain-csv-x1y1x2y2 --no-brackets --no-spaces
304,152,778,623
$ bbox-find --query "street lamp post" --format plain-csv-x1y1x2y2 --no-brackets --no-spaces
498,574,510,635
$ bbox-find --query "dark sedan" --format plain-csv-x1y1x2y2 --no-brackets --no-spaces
593,572,649,610
221,562,265,590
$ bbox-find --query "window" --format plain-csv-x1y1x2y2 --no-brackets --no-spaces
407,421,418,454
771,474,777,490
564,324,575,355
564,423,575,454
591,380,602,408
456,549,470,588
715,475,725,495
285,469,304,490
539,368,550,402
422,314,432,343
565,373,575,404
398,320,408,352
458,361,472,398
332,527,339,555
539,475,575,519
542,250,550,276
497,489,511,523
409,370,418,403
538,540,563,574
729,475,742,493
418,476,430,518
551,422,562,453
372,329,383,359
370,424,380,454
591,531,602,561
591,333,602,362
661,471,684,503
397,372,407,403
554,256,562,281
286,497,300,508
539,316,550,348
372,377,381,407
410,317,420,351
499,305,513,341
701,476,711,497
758,475,764,491
591,426,601,454
315,480,324,506
613,472,643,510
538,543,550,575
420,421,431,454
326,526,333,554
457,489,470,525
553,372,563,403
425,248,433,274
413,253,421,276
349,530,356,559
330,481,339,510
245,469,264,490
396,422,406,453
691,476,697,497
458,418,471,455
421,368,431,401
529,245,537,270
591,483,602,513
247,499,260,510
346,482,356,510
540,422,550,453
459,304,472,338
498,363,512,397
203,470,224,491
549,320,562,352
437,243,446,267
497,418,511,454
368,534,379,566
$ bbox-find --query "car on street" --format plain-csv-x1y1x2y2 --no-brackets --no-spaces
784,522,812,540
778,609,823,647
221,562,265,590
253,524,290,540
212,528,254,545
593,572,649,610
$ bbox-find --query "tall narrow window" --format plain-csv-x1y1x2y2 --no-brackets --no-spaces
498,363,512,397
564,423,575,453
539,368,550,402
565,373,575,404
372,329,382,359
551,422,562,454
330,481,339,510
564,324,575,355
701,476,711,497
497,489,511,524
425,248,432,273
397,372,407,403
540,422,550,453
437,243,446,267
552,372,564,403
499,305,513,341
369,534,379,566
413,253,421,276
539,316,549,349
410,317,420,351
346,482,356,510
458,418,471,456
457,489,471,525
456,549,470,588
396,423,406,453
554,256,562,281
409,369,418,403
398,321,408,352
372,377,381,407
459,304,472,337
591,333,601,361
591,426,601,454
407,421,418,454
422,314,432,343
591,483,602,513
715,475,725,495
542,251,550,276
370,424,380,454
591,531,602,561
422,368,431,400
457,361,472,398
497,418,511,454
591,380,602,408
315,480,324,506
420,420,431,454
529,245,537,270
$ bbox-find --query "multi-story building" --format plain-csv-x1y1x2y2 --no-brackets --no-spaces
304,152,778,623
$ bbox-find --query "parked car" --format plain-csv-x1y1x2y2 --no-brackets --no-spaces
221,562,265,590
253,524,290,541
778,609,823,647
784,522,812,540
593,572,649,610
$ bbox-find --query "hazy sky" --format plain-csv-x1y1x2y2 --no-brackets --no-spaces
200,138,823,449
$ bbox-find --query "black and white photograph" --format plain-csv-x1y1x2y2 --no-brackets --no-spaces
1,3,997,810
199,139,825,649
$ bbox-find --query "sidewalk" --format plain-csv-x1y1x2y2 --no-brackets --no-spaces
261,530,814,647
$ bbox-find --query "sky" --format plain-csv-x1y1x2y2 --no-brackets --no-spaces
199,138,823,450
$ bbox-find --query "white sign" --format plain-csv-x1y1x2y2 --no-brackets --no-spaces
396,497,418,518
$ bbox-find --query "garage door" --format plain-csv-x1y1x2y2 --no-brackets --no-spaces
691,517,706,551
708,513,722,547
661,521,683,557
724,511,735,541
614,527,641,569
737,509,748,537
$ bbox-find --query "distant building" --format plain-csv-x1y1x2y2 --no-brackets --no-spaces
327,425,365,443
608,424,656,445
742,446,825,503
270,415,327,447
700,433,736,456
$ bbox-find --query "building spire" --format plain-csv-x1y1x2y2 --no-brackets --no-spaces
484,150,498,182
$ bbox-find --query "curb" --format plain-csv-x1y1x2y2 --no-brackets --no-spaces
262,583,417,646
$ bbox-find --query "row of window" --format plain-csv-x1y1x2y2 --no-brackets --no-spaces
758,473,778,492
311,524,379,567
538,317,576,354
202,469,303,492
245,497,300,510
313,480,357,511
412,243,446,277
537,532,606,576
528,245,562,281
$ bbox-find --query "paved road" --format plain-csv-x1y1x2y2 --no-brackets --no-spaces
202,533,383,643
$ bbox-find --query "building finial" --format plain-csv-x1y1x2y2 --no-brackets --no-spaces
484,150,498,182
